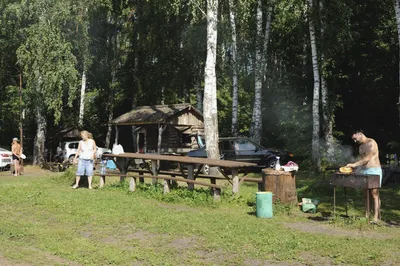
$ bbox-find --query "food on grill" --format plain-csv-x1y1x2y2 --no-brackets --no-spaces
339,166,352,174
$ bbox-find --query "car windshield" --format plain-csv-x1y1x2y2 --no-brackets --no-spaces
233,139,263,150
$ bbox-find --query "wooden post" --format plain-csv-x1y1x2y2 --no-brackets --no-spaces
365,189,370,218
129,177,136,192
261,169,298,204
210,177,221,201
114,125,119,145
187,164,194,190
99,175,105,188
231,168,239,194
151,160,158,185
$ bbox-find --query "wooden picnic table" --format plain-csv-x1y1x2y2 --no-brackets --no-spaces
101,153,257,197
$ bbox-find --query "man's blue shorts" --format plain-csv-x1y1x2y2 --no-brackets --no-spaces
76,159,94,176
362,167,382,187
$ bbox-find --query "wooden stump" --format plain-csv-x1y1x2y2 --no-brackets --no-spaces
261,169,298,204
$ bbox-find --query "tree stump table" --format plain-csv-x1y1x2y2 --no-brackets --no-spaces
261,169,298,204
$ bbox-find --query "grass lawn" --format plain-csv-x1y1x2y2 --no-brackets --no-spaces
0,166,399,265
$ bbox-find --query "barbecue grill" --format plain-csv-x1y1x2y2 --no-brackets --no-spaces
331,172,380,218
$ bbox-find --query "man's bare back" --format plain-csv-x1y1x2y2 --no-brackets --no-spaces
347,132,380,169
358,138,380,168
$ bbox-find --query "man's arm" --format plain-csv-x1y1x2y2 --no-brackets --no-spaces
347,141,375,168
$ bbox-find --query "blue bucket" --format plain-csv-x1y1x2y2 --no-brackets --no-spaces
256,192,273,218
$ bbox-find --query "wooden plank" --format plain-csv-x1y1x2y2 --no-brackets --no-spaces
242,177,262,183
93,173,225,189
141,174,225,189
126,168,226,180
103,153,257,168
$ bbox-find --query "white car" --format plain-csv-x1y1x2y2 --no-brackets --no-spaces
58,141,111,163
0,147,13,170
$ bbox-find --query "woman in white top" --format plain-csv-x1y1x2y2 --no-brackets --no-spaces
72,130,97,189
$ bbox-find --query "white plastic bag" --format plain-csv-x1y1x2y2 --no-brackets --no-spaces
112,144,124,154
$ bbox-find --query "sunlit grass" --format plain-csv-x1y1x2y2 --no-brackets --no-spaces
0,169,398,265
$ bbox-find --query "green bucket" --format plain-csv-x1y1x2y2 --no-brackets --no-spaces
256,192,273,218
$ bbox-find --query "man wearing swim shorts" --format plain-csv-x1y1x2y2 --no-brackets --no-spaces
11,137,21,176
346,130,382,222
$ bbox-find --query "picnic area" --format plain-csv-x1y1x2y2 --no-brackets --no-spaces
0,166,399,265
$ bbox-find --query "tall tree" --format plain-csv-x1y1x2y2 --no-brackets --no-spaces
319,0,335,162
307,0,321,169
394,0,400,127
250,0,264,144
203,0,220,167
228,0,239,136
17,7,78,164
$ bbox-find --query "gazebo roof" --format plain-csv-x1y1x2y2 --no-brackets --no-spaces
111,103,203,126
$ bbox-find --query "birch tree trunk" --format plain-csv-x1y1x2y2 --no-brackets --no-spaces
319,0,335,162
229,0,239,136
105,97,114,149
204,0,220,170
196,69,203,113
78,69,86,127
262,5,273,80
250,0,263,144
308,0,321,169
33,103,47,165
394,0,400,126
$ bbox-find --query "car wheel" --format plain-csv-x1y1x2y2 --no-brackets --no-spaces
267,159,277,169
69,155,75,164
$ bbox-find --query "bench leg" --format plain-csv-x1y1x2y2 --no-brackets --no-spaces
232,169,239,194
187,165,194,190
139,174,144,183
129,177,136,192
99,175,106,188
210,178,221,201
163,179,170,194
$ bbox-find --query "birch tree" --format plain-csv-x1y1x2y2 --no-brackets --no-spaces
228,0,239,136
319,0,335,162
203,0,220,168
250,0,264,144
17,1,78,164
308,0,321,168
394,0,400,126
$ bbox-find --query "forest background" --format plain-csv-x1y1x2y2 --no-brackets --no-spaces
1,0,400,170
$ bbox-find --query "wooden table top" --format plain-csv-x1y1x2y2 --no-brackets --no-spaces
103,152,257,169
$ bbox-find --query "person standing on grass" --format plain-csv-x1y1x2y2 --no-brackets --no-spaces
72,130,97,189
11,137,21,176
346,129,382,222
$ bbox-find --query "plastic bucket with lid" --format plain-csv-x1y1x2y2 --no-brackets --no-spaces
256,191,273,218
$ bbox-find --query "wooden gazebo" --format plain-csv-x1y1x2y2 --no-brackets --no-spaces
111,103,204,154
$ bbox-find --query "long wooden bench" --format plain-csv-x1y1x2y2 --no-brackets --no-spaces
93,171,225,197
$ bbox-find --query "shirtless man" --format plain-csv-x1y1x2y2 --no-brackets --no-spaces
11,137,22,176
346,130,382,222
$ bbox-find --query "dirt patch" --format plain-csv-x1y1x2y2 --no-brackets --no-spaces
169,236,199,250
28,247,82,265
194,249,229,265
299,252,336,266
284,222,394,239
157,203,195,212
244,258,305,266
0,253,31,266
80,231,92,239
